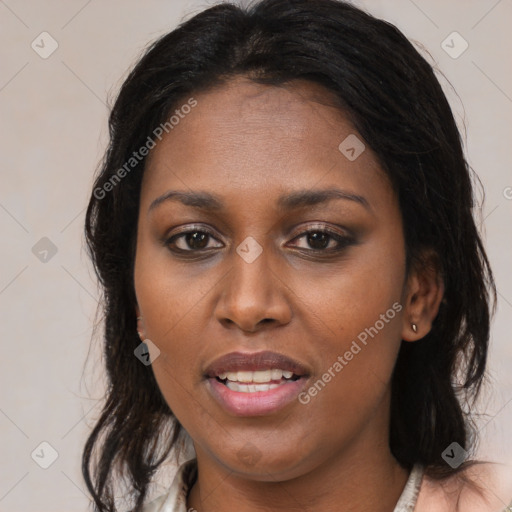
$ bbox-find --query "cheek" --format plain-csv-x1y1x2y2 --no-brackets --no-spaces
292,240,405,404
289,239,405,342
134,234,218,342
133,247,207,403
295,292,403,445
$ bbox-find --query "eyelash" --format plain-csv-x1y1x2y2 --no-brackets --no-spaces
165,224,354,256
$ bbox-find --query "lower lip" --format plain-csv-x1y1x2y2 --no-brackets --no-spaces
206,377,308,416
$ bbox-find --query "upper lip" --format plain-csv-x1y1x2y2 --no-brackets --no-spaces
204,350,309,378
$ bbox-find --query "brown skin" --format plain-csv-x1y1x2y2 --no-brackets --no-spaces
134,76,444,512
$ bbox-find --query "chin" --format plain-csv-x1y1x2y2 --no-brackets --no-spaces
214,447,316,482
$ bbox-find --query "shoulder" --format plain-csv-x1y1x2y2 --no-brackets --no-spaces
415,462,512,512
139,494,168,512
138,458,198,512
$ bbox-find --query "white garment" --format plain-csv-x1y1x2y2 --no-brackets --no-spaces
140,458,424,512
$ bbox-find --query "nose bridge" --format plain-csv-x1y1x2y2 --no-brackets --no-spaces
215,236,291,330
230,237,274,308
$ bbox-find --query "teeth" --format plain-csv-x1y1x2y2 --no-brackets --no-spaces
217,369,296,384
236,371,253,383
225,381,282,392
253,370,271,383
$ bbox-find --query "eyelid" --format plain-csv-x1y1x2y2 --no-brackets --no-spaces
167,223,218,237
288,222,349,239
165,222,348,242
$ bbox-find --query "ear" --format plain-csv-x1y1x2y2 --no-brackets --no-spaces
401,250,444,342
135,305,145,340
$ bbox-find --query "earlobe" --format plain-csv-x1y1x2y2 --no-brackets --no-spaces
135,306,145,340
401,252,445,342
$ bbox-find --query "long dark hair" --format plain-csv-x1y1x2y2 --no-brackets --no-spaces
83,0,496,510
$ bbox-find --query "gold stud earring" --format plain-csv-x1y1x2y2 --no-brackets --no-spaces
411,323,418,333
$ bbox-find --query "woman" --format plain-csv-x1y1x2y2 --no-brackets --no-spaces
82,0,508,510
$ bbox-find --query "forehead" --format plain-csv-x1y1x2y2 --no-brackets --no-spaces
142,76,392,212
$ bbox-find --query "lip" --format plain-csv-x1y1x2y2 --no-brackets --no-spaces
204,350,309,377
203,350,310,416
206,374,309,416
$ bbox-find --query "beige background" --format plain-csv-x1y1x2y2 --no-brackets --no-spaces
1,0,511,510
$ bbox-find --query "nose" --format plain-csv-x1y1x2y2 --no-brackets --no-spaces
214,244,292,333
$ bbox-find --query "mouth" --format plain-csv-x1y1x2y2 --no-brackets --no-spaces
214,368,302,392
203,351,310,416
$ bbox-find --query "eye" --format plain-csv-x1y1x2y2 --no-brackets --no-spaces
166,227,223,252
288,226,354,252
164,224,354,255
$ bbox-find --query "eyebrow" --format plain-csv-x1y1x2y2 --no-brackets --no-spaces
148,188,371,214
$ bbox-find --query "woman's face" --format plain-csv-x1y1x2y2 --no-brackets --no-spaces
134,76,410,480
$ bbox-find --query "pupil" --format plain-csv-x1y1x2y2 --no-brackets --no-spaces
308,232,329,249
187,232,208,249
